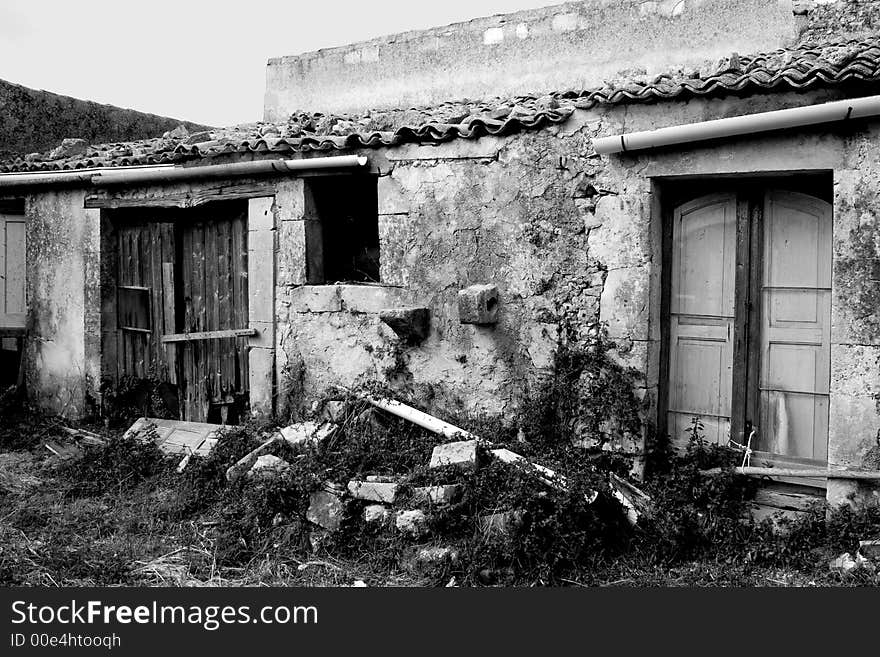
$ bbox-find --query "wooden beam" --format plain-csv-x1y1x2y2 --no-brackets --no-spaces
85,183,273,210
161,328,257,343
702,466,880,480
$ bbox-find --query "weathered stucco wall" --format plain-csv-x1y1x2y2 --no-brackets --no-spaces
18,81,880,505
24,190,101,417
264,0,796,119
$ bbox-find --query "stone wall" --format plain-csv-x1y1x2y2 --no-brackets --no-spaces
0,77,209,160
16,81,880,505
263,0,797,120
23,190,101,417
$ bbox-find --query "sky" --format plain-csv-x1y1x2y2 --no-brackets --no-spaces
0,0,562,127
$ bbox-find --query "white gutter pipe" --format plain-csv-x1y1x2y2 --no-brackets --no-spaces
592,95,880,155
0,155,368,189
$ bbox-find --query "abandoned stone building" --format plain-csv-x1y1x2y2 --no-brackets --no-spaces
1,0,879,507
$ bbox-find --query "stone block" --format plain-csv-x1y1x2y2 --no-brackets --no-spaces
379,307,430,342
458,284,499,325
363,504,393,525
395,509,428,538
429,440,479,470
248,230,275,323
306,485,345,532
248,347,274,418
412,485,462,505
248,196,275,232
347,480,399,503
288,285,342,312
339,285,410,313
246,454,289,479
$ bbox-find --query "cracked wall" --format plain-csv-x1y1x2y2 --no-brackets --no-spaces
24,190,101,417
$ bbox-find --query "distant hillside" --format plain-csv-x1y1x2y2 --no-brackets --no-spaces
0,78,210,160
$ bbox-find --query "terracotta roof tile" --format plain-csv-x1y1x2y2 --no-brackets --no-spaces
4,36,880,173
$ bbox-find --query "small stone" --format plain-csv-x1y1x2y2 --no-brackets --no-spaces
395,510,428,538
307,486,345,532
429,440,479,470
829,552,866,575
49,138,88,160
379,307,431,343
352,580,368,587
858,539,880,560
246,454,290,478
458,284,499,325
347,480,399,503
409,546,460,576
412,485,462,505
363,504,393,525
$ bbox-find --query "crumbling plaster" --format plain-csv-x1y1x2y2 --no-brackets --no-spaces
17,82,880,507
24,189,101,417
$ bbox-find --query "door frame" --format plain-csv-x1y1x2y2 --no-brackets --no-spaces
656,174,833,469
99,194,278,423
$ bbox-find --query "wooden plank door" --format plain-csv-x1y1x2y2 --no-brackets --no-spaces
1,213,26,332
667,194,737,445
116,220,177,381
756,191,832,462
177,207,249,423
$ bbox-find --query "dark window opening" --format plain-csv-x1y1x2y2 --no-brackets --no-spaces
306,175,380,284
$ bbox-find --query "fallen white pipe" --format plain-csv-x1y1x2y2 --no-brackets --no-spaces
366,397,481,442
592,95,880,154
0,155,368,189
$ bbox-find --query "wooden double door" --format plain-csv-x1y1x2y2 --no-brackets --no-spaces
113,202,250,422
667,188,832,467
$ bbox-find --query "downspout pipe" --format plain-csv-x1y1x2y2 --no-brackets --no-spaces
592,95,880,155
0,155,368,189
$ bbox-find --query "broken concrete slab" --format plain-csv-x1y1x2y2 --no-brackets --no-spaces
307,484,346,532
458,283,499,325
379,307,431,342
279,421,338,449
124,417,229,457
429,439,479,470
347,480,399,503
412,484,462,505
395,509,429,538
